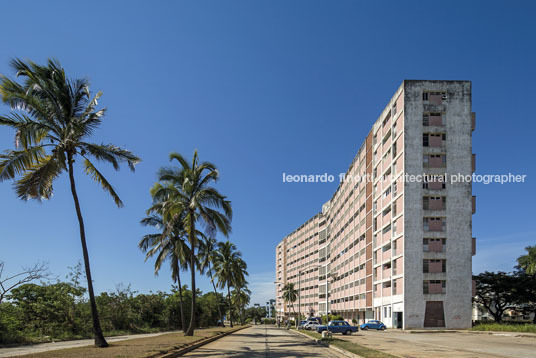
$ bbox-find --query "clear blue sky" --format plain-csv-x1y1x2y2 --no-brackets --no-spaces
0,1,534,306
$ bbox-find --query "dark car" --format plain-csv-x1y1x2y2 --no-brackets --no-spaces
360,320,386,330
316,320,359,335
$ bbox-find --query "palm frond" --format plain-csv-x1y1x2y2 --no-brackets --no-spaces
169,152,190,170
0,146,46,181
139,233,163,253
83,158,123,207
140,214,164,228
14,154,63,201
80,142,140,171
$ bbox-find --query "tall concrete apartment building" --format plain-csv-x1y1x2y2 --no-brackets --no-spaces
275,80,476,329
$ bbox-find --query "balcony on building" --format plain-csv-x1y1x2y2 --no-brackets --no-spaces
430,260,445,273
424,217,445,232
424,238,445,252
423,154,446,168
382,244,392,263
382,113,391,137
424,280,446,294
423,112,445,126
429,93,443,105
472,237,476,256
472,112,476,131
423,175,446,190
423,259,446,273
382,263,392,279
429,281,444,294
423,91,446,106
382,281,392,297
423,133,446,148
424,196,445,210
472,195,476,214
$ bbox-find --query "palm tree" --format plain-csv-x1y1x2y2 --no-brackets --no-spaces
198,237,225,326
517,245,536,276
232,285,251,325
139,209,190,332
281,283,298,324
212,240,247,328
148,151,232,336
0,59,140,347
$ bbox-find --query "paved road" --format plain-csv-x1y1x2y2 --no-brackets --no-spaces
341,329,536,358
0,331,176,357
183,325,346,358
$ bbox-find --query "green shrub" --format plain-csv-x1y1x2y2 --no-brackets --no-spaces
471,323,536,333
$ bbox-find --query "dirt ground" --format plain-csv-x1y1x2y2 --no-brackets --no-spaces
0,327,239,358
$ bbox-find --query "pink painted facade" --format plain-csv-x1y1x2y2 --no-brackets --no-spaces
276,81,475,330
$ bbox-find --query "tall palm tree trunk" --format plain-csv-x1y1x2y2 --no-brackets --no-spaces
175,261,186,332
67,154,108,348
185,215,196,336
208,263,224,327
227,284,233,328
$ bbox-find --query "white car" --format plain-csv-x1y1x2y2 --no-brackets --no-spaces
303,320,322,331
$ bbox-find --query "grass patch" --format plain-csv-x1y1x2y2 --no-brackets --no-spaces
16,326,245,358
294,329,397,358
0,327,173,346
472,323,536,333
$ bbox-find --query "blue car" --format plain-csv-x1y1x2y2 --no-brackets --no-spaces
360,320,386,330
316,320,359,335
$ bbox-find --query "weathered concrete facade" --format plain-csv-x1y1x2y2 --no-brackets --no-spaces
276,80,474,329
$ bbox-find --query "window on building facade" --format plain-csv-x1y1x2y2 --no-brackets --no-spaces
423,280,446,294
384,186,391,198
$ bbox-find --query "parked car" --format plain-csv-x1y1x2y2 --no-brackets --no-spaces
316,320,359,335
308,317,322,324
303,320,322,331
360,320,386,330
298,320,308,329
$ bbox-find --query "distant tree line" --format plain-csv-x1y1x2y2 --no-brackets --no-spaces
0,263,227,344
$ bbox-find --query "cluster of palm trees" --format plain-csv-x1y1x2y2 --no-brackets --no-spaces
139,152,249,333
0,58,249,347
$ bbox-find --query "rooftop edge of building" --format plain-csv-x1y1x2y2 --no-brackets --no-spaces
276,79,471,247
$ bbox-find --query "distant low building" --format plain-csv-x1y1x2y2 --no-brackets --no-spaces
266,299,276,318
